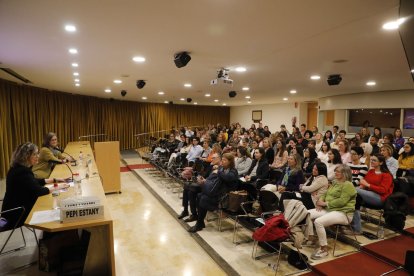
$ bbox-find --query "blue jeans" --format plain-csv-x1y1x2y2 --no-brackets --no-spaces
351,188,383,232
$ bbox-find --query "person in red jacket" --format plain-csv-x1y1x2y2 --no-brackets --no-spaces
351,153,393,234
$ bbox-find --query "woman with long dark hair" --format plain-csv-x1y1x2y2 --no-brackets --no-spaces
326,149,342,181
397,142,414,177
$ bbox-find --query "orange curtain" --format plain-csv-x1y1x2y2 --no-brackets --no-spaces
0,79,229,179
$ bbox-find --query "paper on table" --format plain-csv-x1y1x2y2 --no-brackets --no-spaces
29,209,60,224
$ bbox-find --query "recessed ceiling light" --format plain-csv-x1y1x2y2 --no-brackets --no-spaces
113,79,122,84
411,69,414,73
69,48,78,54
283,97,288,101
184,83,192,87
75,83,80,87
164,101,169,104
310,75,321,80
290,89,297,94
104,89,111,93
245,96,251,99
247,100,251,104
205,93,211,97
382,18,406,30
194,102,198,105
71,63,78,67
222,103,227,106
180,98,185,101
142,96,147,100
235,67,247,72
214,99,219,102
74,79,80,82
65,25,76,32
132,56,146,63
242,87,249,91
366,81,376,86
158,91,164,95
73,72,79,76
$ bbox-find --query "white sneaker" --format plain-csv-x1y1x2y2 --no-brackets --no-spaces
311,249,328,260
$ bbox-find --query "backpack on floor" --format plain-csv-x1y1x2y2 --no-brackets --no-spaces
384,192,410,231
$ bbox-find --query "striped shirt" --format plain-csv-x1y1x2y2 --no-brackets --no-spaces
348,163,368,186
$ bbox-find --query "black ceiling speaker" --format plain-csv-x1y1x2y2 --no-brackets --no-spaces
121,90,127,97
169,101,173,105
229,91,237,98
327,74,342,86
136,80,146,89
174,52,191,68
186,98,192,103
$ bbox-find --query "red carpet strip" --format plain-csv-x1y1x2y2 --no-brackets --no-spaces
127,164,154,170
362,235,414,267
120,166,130,172
310,252,408,276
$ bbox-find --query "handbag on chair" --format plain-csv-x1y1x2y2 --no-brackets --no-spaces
227,190,248,213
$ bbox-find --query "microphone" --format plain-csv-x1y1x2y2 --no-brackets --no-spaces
48,160,74,181
54,147,77,166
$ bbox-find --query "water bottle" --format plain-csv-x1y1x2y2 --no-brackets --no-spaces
378,226,384,239
73,173,82,196
78,151,83,166
52,190,60,209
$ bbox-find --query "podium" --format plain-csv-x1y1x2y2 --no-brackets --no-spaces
94,141,121,194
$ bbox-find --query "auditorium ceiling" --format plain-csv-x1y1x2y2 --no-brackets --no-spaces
0,0,413,106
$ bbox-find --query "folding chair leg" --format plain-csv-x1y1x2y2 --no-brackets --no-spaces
0,227,27,256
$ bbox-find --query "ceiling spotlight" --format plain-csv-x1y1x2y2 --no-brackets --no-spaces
366,81,376,86
247,100,251,104
65,25,76,32
104,89,111,93
242,87,249,91
214,99,219,102
164,101,169,104
245,96,251,99
68,48,78,54
158,91,164,95
310,75,321,80
205,93,211,97
184,83,192,87
136,80,146,89
229,91,237,98
180,98,185,101
327,74,342,86
73,72,79,76
75,83,80,87
283,97,288,101
382,18,406,30
121,90,127,97
186,98,192,103
194,102,198,105
132,56,146,63
411,69,414,73
222,103,227,106
74,79,80,82
142,96,147,100
290,90,297,94
114,79,122,84
235,67,247,72
174,51,191,68
71,63,78,67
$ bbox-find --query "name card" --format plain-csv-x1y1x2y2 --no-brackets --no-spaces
60,196,104,223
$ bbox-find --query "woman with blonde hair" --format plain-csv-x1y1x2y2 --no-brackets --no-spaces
360,142,373,168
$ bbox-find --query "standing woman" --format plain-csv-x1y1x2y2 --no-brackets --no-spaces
308,164,356,259
32,132,69,179
1,143,68,228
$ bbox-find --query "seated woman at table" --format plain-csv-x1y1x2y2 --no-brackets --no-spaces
1,142,69,228
308,164,357,260
32,132,71,179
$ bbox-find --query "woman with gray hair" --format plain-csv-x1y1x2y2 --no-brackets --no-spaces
307,164,357,260
1,142,68,228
